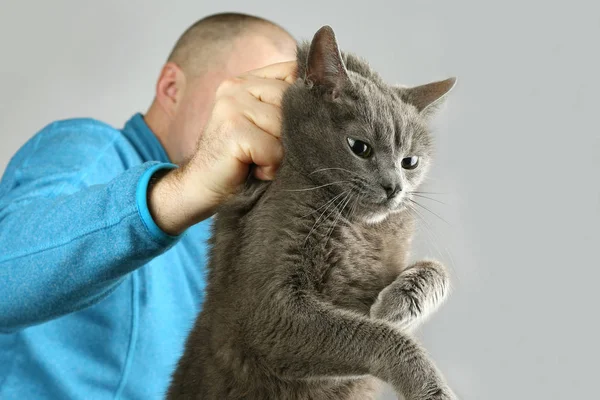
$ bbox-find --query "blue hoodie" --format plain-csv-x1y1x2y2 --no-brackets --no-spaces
0,114,210,399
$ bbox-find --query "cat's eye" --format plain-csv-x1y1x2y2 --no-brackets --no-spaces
347,138,372,158
401,156,419,170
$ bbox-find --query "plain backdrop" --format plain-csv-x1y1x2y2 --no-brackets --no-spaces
1,1,599,399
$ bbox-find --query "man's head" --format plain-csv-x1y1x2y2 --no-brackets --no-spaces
145,13,297,163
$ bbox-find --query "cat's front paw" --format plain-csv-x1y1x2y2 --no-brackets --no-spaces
405,259,450,309
370,259,450,331
426,385,458,400
397,383,457,400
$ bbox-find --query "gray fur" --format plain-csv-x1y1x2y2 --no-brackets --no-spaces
167,26,457,400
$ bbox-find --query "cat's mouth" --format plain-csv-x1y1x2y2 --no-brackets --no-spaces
375,193,404,209
361,195,405,224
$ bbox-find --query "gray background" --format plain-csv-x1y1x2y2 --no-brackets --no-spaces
1,1,599,399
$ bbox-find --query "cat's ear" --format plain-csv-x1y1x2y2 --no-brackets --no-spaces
305,25,349,98
399,77,457,116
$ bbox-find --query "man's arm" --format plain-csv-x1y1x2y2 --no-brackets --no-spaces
0,60,296,333
0,125,181,332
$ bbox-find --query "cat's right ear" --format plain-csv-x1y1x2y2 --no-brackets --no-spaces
398,77,457,117
305,26,349,98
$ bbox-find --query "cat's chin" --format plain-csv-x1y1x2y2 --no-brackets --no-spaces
362,202,406,225
363,212,391,225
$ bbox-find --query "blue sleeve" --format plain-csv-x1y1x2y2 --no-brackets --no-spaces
0,124,181,332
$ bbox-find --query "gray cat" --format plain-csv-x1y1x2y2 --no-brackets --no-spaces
168,26,457,400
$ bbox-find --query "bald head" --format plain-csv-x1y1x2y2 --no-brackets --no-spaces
167,13,296,77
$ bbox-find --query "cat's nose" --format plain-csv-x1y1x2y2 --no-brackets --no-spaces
383,184,401,199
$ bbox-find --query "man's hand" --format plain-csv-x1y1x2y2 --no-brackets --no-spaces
148,61,297,235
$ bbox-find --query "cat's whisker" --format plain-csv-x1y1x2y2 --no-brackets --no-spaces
408,193,448,205
406,200,459,277
405,204,447,269
338,194,355,222
283,181,352,192
421,175,445,184
318,192,351,243
406,198,452,227
309,167,372,191
350,178,371,193
323,190,354,245
405,202,459,282
309,167,368,180
407,191,448,196
339,191,355,221
349,193,362,221
300,190,348,219
303,190,349,244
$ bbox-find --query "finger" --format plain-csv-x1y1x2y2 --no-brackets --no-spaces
237,91,283,138
253,165,278,181
242,78,290,107
235,122,284,170
243,61,297,84
216,76,290,107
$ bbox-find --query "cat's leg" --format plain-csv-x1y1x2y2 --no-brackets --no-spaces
370,259,450,332
253,296,456,400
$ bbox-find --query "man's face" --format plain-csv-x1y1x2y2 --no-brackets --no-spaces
169,34,296,162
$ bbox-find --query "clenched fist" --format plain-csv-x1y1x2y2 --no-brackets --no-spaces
148,61,296,235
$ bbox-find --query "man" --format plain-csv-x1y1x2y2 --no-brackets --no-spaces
0,13,297,399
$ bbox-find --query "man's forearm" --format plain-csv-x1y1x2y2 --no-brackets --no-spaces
0,162,180,332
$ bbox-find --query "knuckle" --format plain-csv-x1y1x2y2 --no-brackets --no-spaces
222,115,248,141
217,77,243,93
214,95,238,117
216,117,238,137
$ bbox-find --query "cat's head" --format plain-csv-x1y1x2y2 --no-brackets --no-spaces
281,26,456,224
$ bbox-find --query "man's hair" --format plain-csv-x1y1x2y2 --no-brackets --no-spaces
167,12,295,76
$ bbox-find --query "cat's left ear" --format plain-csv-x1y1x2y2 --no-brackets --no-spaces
398,77,457,117
305,25,349,98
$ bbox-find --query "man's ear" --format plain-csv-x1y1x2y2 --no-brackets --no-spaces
155,62,187,117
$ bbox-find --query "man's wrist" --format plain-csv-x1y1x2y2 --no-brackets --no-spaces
147,168,189,236
147,166,219,235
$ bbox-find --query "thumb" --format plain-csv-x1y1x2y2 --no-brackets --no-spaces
253,165,278,181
